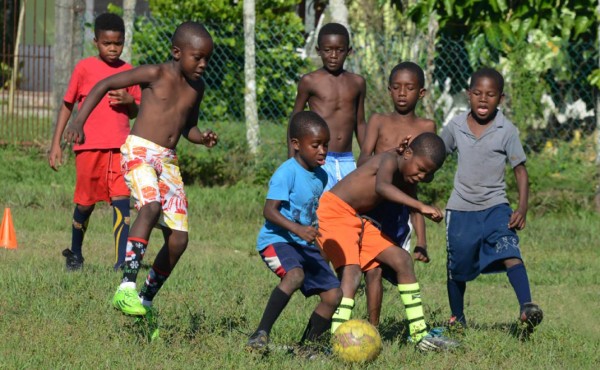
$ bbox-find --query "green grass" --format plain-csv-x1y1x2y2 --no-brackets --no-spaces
1,145,599,369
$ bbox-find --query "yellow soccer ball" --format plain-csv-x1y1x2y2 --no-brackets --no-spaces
332,319,382,363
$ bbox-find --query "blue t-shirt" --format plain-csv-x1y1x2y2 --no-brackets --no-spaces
256,158,328,251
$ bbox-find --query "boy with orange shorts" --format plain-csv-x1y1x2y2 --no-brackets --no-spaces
317,133,459,351
48,13,140,271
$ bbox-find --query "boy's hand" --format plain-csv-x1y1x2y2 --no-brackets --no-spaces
201,129,218,147
65,124,85,144
413,246,430,263
508,208,527,230
394,135,412,155
47,144,63,171
295,225,320,244
107,89,134,106
420,204,443,223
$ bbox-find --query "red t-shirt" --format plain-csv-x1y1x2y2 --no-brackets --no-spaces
64,57,142,151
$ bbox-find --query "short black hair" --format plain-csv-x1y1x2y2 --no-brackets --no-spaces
409,132,446,169
94,13,124,38
470,67,504,93
289,111,329,140
317,23,350,47
389,62,425,88
172,21,212,48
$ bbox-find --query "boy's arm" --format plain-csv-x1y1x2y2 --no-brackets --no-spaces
509,163,529,230
48,101,75,171
357,114,380,166
375,154,443,222
288,77,311,158
355,77,367,147
182,89,218,148
263,199,319,243
107,89,139,119
65,65,160,144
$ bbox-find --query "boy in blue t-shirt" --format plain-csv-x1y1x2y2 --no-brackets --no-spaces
440,68,543,333
247,111,342,354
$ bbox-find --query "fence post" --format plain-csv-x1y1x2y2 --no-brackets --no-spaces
244,0,259,155
121,0,136,63
596,0,600,212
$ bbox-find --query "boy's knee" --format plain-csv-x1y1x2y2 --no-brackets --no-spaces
283,268,305,290
169,232,188,255
339,265,362,290
138,202,162,221
365,267,382,283
321,287,343,308
76,204,95,214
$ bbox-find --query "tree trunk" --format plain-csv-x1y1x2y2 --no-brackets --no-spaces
594,0,600,212
328,0,350,30
121,0,136,63
244,0,259,155
7,0,25,115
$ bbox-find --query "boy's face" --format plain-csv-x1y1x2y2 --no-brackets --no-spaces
388,69,425,114
316,34,351,73
401,150,438,184
292,126,330,170
468,76,504,123
94,30,124,64
173,36,214,81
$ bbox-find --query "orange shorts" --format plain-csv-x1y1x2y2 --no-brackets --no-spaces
316,192,395,272
74,149,129,206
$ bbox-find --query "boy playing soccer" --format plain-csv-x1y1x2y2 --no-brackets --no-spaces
65,21,218,319
317,133,459,351
440,67,543,332
357,62,436,326
290,22,366,190
48,13,141,271
247,111,342,355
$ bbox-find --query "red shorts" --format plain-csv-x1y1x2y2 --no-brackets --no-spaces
74,149,130,206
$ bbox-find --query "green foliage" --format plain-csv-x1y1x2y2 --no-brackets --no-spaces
129,0,308,121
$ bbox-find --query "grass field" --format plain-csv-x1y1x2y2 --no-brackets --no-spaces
1,145,599,369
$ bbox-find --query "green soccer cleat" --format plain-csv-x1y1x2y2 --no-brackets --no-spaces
112,286,147,316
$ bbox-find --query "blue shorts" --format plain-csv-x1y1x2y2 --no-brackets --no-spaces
322,152,356,191
259,242,340,297
446,204,523,281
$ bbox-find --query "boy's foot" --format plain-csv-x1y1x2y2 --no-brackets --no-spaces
415,328,460,352
62,249,84,271
293,345,323,360
447,316,466,334
246,330,269,354
520,303,543,332
112,286,147,316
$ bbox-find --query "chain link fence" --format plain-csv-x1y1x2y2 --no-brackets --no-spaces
1,12,597,154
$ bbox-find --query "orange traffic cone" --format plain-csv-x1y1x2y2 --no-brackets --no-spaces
0,208,17,249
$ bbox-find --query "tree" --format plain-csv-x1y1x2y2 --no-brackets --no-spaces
121,0,136,63
244,0,259,155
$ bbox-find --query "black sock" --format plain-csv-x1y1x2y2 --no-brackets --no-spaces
256,287,291,335
447,278,466,325
300,312,330,344
121,238,148,284
71,206,91,257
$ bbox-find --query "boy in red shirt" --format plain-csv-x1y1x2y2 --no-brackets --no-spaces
48,13,141,271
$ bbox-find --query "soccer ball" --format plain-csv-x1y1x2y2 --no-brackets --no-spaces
332,319,382,363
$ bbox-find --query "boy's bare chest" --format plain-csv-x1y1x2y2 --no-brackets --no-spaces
312,80,358,106
377,122,421,151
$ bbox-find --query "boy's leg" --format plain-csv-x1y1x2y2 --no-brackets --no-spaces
447,278,467,326
504,258,543,328
331,264,361,333
301,287,342,343
111,197,130,271
364,267,383,326
375,246,459,350
113,202,161,316
139,227,188,306
63,203,95,270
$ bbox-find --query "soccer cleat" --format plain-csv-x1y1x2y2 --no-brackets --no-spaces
415,327,460,352
246,330,269,353
62,249,84,271
520,303,543,332
447,315,466,334
112,286,147,316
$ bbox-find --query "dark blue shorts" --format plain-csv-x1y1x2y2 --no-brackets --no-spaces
259,242,340,297
446,204,523,281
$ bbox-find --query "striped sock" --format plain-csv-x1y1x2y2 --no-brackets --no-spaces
331,297,354,334
399,283,428,342
112,199,130,270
